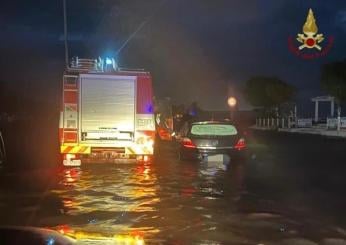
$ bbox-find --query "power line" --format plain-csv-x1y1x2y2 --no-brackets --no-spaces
115,0,168,56
62,0,168,60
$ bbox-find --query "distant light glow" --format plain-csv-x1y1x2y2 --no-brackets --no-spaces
146,104,153,113
46,237,55,245
105,57,113,65
189,109,197,116
227,97,237,107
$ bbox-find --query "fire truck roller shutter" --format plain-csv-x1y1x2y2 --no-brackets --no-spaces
80,74,136,141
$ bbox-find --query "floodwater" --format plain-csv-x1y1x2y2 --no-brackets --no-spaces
1,133,346,244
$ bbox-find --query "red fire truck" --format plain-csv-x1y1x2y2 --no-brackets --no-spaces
59,58,155,166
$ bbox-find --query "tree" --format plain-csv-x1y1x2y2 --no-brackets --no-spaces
244,76,296,112
321,60,346,107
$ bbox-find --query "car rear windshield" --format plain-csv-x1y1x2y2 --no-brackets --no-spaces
190,124,237,136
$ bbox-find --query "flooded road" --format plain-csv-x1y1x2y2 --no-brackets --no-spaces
1,132,346,244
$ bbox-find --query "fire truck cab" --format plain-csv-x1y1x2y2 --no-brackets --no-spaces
59,58,155,166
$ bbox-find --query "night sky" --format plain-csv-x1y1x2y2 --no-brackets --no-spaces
1,0,346,112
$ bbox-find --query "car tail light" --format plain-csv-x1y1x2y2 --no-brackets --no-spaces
182,138,196,148
234,138,246,150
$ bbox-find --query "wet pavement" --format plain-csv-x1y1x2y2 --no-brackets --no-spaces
1,131,346,244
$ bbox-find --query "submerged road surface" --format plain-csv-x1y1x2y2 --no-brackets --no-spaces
1,131,346,244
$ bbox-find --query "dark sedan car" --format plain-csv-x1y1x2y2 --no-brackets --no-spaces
176,121,246,161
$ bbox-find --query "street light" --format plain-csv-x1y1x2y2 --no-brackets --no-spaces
227,97,237,108
227,97,237,121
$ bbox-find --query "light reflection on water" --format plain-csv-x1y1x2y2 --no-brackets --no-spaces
51,161,162,238
52,158,242,242
1,143,345,243
0,154,251,243
1,154,332,244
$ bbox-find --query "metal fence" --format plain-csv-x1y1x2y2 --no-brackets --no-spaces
256,116,346,131
327,117,346,130
255,117,296,129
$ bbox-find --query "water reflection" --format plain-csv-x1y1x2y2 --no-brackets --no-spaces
47,155,246,243
62,168,81,186
2,140,343,243
199,160,228,178
180,161,198,197
198,160,228,199
53,224,145,245
228,161,245,195
148,156,247,242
